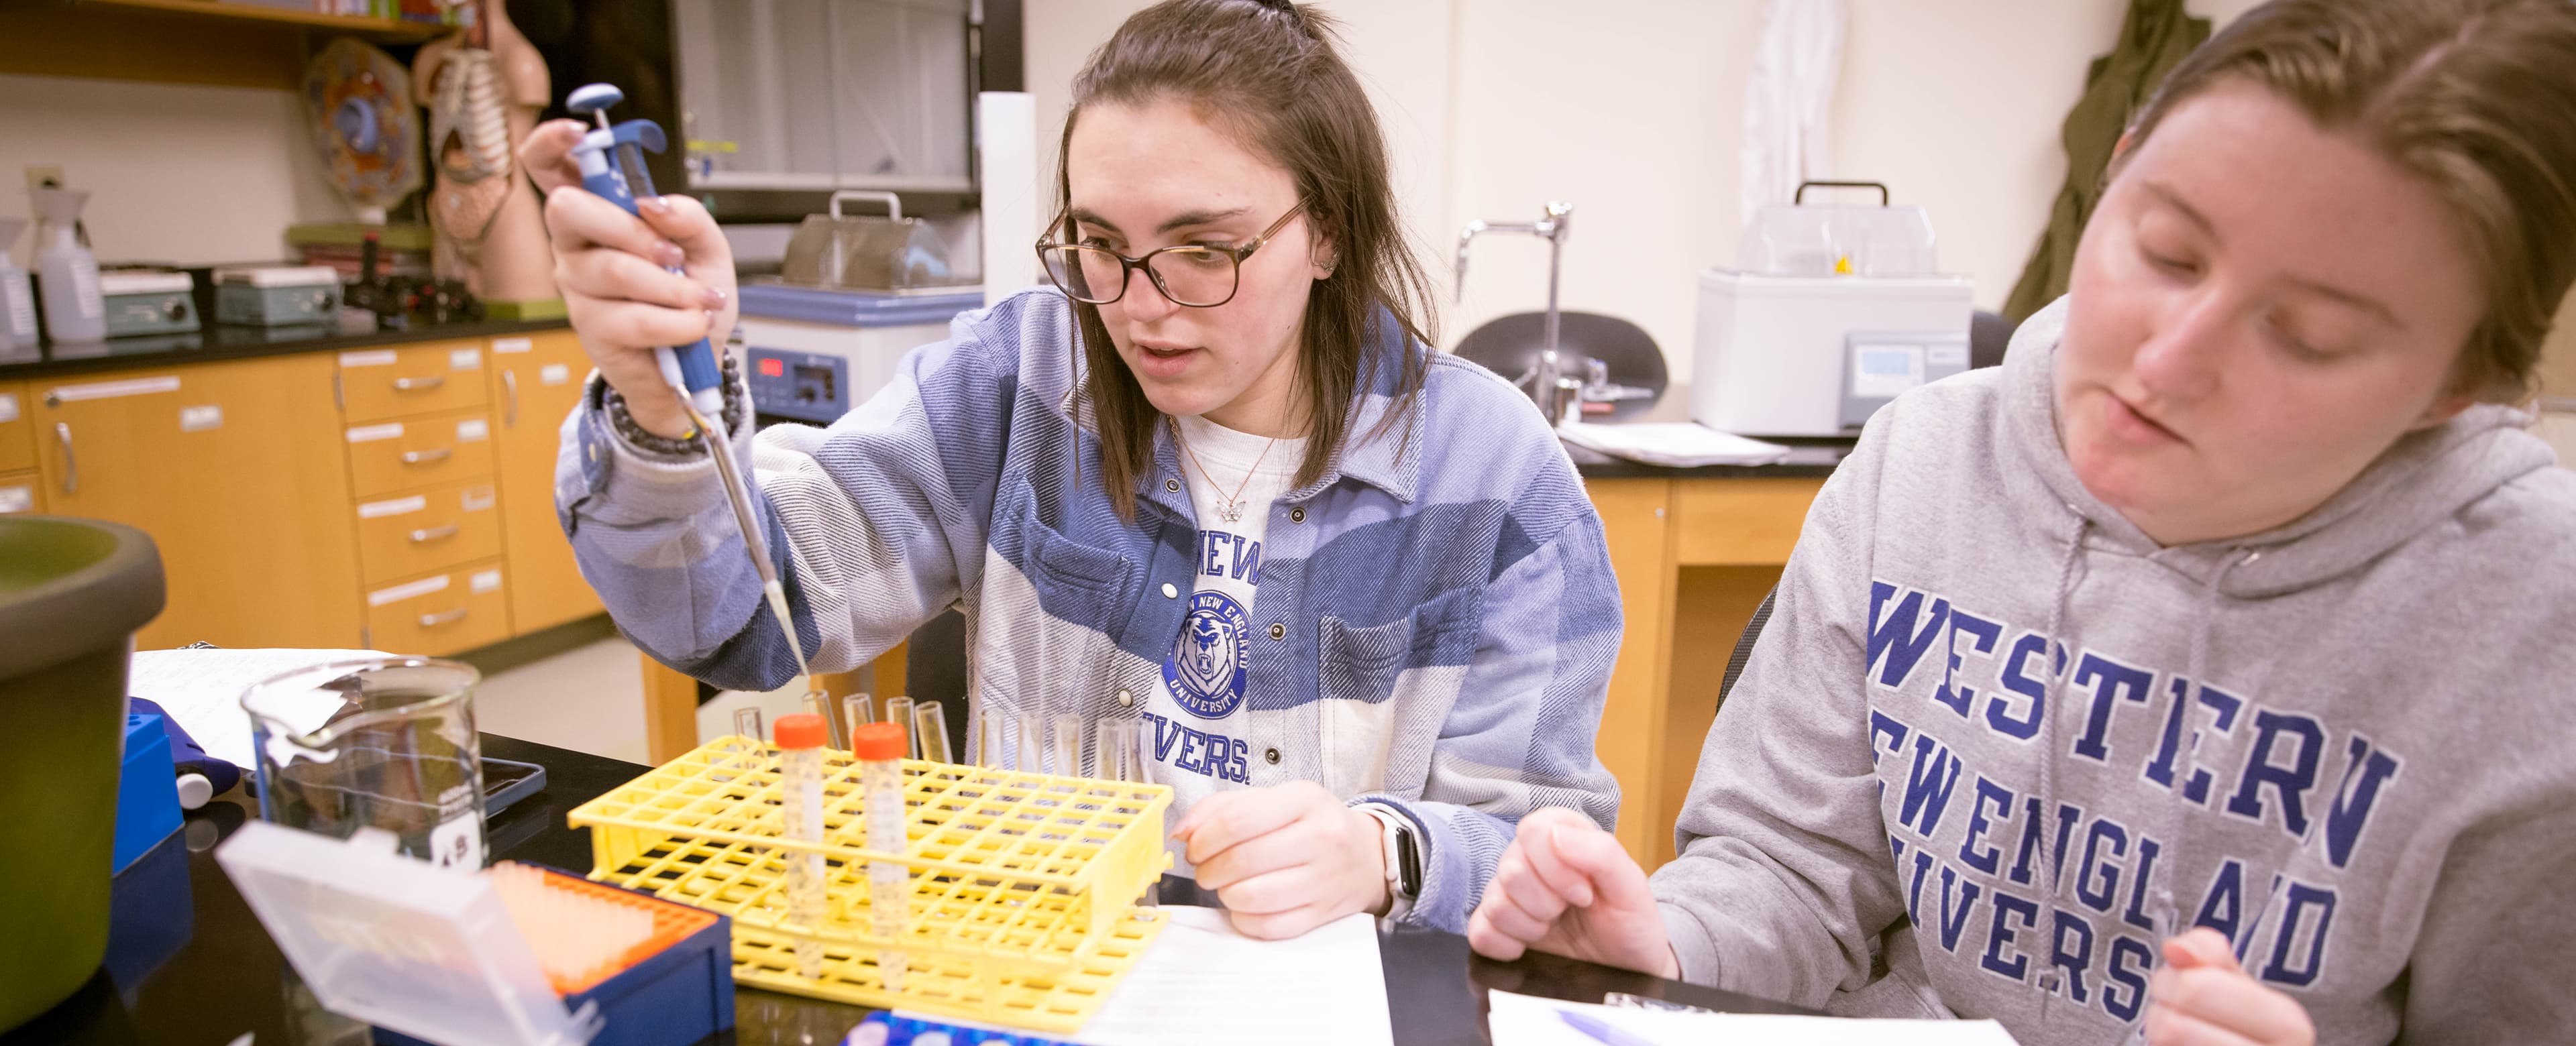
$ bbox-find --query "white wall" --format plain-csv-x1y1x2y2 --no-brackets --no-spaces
0,74,354,270
1024,0,2269,382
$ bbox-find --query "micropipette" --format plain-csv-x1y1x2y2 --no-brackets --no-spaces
565,82,818,698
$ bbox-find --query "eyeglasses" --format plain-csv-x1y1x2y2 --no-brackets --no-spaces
1035,201,1307,308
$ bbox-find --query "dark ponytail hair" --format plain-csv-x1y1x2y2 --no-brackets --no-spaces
1052,0,1438,519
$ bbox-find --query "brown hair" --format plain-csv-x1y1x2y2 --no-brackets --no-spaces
2125,0,2576,402
1051,0,1438,518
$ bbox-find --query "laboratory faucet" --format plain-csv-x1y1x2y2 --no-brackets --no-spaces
1456,202,1574,420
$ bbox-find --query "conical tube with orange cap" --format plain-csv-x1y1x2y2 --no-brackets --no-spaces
852,719,910,990
774,713,830,978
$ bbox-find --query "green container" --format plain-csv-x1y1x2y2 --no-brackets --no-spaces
0,517,164,1033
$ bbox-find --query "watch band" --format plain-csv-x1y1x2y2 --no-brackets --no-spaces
1359,805,1421,913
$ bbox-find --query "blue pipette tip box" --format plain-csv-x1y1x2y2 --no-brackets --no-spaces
111,712,182,874
373,866,734,1046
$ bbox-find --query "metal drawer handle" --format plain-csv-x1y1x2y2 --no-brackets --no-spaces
408,524,461,543
55,423,74,494
393,375,446,392
417,607,470,628
400,447,454,465
502,369,519,426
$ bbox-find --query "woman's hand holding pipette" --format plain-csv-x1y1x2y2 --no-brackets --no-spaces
1173,780,1388,940
518,120,739,439
2142,928,2315,1046
1466,807,1677,979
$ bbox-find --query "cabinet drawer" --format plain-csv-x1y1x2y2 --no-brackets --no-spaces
0,471,37,514
337,342,488,422
0,384,30,473
354,479,504,585
345,409,496,498
364,561,511,656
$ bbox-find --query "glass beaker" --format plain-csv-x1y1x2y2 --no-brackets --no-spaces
241,658,485,869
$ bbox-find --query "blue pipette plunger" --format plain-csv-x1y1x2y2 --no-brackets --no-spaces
565,82,724,417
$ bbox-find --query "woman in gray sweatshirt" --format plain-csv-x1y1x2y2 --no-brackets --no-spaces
1466,1,2576,1043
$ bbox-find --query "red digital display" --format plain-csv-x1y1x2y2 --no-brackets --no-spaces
758,357,785,377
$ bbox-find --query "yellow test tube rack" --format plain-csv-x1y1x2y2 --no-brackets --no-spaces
567,735,1175,1033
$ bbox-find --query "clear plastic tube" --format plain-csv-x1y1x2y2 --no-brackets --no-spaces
774,713,828,979
852,720,910,991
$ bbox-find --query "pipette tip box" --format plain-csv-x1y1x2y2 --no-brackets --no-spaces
218,821,735,1046
372,864,734,1046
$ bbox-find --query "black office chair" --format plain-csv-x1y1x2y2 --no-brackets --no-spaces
1971,310,2015,371
1452,310,1670,422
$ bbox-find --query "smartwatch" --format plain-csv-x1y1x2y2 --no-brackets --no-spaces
1358,804,1422,915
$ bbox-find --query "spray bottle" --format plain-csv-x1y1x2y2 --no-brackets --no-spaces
0,218,34,351
31,188,103,344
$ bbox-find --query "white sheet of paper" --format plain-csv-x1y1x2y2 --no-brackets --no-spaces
1556,422,1794,467
126,648,389,768
1486,988,2021,1046
1078,906,1394,1046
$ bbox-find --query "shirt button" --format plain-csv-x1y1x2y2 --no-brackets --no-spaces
1289,507,1305,523
1161,583,1178,599
1267,622,1285,641
1165,478,1181,493
1264,748,1281,764
2038,972,2060,991
1117,688,1134,707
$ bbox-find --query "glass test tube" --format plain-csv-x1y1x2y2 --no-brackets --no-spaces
1014,715,1044,774
803,689,843,752
971,705,1008,768
734,707,765,744
773,713,828,979
885,696,917,758
913,701,952,764
843,693,876,749
1050,713,1084,778
851,720,910,991
1091,719,1134,783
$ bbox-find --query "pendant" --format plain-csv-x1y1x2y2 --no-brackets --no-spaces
1216,500,1243,524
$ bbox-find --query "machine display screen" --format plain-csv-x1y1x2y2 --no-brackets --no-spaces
1849,343,1926,398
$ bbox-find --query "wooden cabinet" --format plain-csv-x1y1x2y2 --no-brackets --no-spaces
362,561,513,657
7,325,606,657
0,473,37,515
352,478,504,586
29,355,364,650
0,381,32,473
487,331,603,632
337,341,490,422
343,408,498,498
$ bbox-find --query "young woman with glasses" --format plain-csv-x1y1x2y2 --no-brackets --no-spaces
518,0,1621,940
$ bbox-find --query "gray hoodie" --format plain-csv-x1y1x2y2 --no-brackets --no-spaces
1651,299,2576,1044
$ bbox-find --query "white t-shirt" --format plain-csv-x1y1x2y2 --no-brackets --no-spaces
1146,414,1305,818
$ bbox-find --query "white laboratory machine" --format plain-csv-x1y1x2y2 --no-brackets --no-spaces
737,284,985,424
1692,182,1973,437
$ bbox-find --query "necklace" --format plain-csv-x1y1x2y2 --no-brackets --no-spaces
1171,416,1279,525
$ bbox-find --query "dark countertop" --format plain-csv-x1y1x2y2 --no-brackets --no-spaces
0,317,572,384
23,734,1815,1046
1565,437,1849,479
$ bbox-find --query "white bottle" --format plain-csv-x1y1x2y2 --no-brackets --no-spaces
31,188,104,344
0,218,34,351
